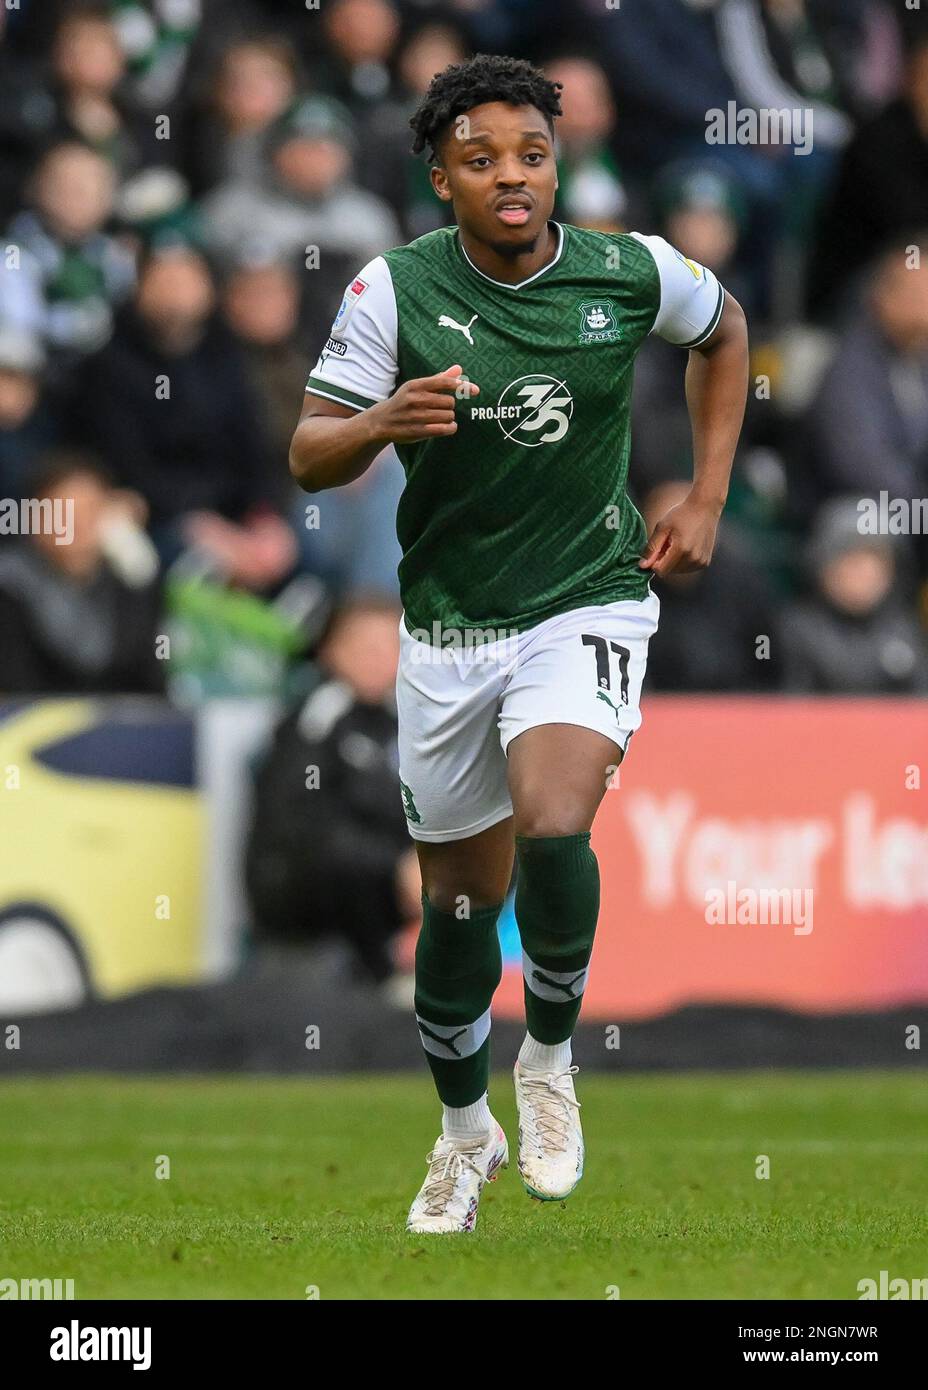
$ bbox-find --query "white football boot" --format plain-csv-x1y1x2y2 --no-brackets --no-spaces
514,1061,584,1201
406,1120,508,1234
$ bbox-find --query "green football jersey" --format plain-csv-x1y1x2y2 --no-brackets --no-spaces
306,221,725,641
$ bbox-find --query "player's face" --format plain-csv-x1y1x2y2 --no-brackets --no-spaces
431,101,557,255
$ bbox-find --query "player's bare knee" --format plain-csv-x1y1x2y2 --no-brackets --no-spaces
513,813,591,840
422,881,506,915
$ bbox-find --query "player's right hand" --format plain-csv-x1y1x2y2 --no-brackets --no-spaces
368,365,479,443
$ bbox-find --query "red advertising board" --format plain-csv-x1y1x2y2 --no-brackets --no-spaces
494,698,928,1019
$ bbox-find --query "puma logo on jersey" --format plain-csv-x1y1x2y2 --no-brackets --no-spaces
438,313,478,346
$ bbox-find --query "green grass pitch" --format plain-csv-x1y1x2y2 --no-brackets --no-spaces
1,1071,925,1300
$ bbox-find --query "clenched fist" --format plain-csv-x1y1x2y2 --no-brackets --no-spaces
368,364,479,444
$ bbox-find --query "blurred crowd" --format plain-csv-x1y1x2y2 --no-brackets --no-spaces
1,0,927,705
2,0,927,983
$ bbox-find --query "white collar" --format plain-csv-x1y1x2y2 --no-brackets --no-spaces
457,221,565,290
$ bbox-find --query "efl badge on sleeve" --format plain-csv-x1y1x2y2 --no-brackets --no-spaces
331,276,369,336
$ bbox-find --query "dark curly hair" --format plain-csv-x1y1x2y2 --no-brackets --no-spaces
410,53,563,164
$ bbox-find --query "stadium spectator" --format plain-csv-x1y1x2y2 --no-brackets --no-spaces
715,0,856,151
292,447,405,599
0,7,58,224
244,590,417,984
0,451,165,695
314,0,402,112
72,242,296,590
0,326,56,496
106,0,205,114
544,55,630,233
657,164,750,307
221,251,308,510
0,142,136,372
198,95,401,265
782,496,928,693
390,20,469,236
803,234,928,577
396,17,468,102
808,27,928,317
641,480,784,692
631,164,752,497
47,3,151,183
0,0,923,700
571,0,737,176
184,34,300,197
715,0,877,314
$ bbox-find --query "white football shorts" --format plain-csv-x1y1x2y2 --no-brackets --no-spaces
395,591,660,842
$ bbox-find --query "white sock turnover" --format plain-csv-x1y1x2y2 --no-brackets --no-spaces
442,1092,493,1141
519,1033,572,1073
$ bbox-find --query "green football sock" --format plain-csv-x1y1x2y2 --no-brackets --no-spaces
515,832,600,1045
414,894,503,1108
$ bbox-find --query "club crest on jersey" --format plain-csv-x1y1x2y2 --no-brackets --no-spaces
331,276,369,335
577,299,621,344
470,373,574,447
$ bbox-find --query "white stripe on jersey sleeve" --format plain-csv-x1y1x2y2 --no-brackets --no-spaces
630,232,726,349
305,255,399,411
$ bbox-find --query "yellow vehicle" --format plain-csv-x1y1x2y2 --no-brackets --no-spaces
0,699,203,1014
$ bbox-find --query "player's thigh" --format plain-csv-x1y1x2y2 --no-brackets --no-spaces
395,618,513,849
414,817,515,913
500,592,660,837
507,723,621,838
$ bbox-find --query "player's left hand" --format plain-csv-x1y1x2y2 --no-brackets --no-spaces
638,491,724,577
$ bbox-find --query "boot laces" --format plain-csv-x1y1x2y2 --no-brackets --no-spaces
521,1066,581,1154
421,1138,486,1216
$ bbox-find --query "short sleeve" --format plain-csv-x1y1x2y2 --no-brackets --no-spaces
305,256,398,411
630,232,726,348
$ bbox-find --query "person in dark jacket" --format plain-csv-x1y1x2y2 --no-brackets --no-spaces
807,29,928,318
245,591,420,983
73,242,296,589
802,232,928,578
782,496,928,693
0,450,166,694
641,480,785,693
